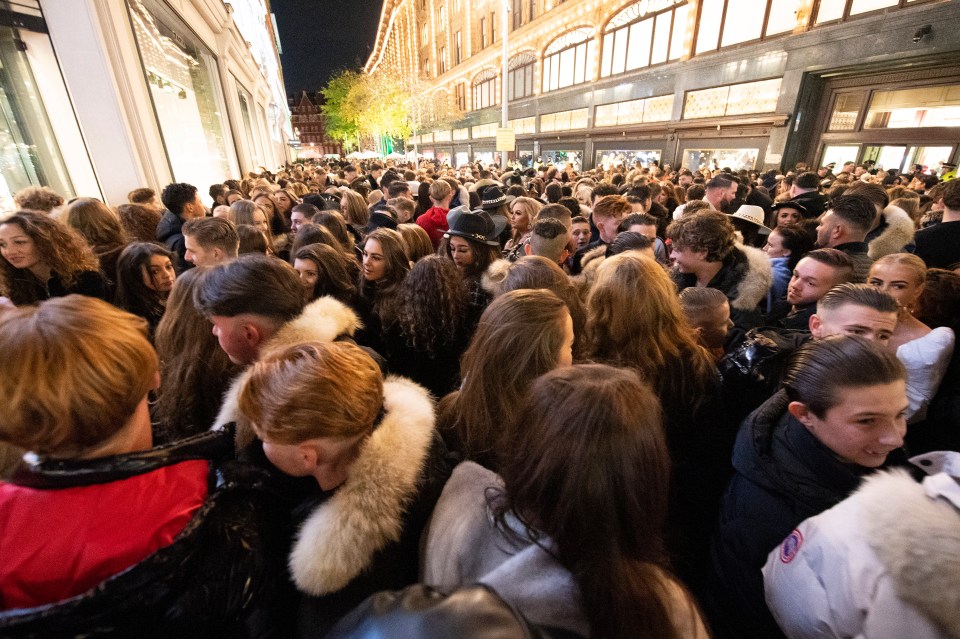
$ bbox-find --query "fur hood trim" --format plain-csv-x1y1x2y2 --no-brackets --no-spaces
868,205,915,260
731,244,773,312
481,258,511,296
212,296,361,438
860,469,960,636
290,376,436,595
574,244,609,292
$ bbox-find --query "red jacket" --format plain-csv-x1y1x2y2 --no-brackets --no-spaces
0,459,208,609
416,206,449,249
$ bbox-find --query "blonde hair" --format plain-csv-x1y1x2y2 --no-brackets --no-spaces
0,296,157,456
872,252,927,286
237,341,383,444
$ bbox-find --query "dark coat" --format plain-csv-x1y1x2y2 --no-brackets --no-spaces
702,391,874,639
382,322,469,400
156,209,191,273
0,429,291,638
7,269,110,306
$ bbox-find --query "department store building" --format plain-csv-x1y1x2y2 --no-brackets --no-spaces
366,0,960,173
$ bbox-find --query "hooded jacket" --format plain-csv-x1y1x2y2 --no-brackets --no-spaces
867,204,915,260
211,297,451,637
0,429,290,638
764,452,960,639
703,391,874,639
156,209,190,272
674,244,773,331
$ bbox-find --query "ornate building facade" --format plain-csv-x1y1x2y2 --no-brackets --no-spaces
365,0,960,172
289,91,345,157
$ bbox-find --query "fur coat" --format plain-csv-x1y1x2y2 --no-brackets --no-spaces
763,452,960,638
868,204,915,260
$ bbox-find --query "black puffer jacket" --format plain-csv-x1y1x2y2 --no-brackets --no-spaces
701,391,875,639
0,429,292,639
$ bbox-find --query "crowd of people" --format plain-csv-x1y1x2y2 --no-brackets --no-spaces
1,154,959,638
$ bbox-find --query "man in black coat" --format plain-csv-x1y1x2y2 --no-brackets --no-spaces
157,182,206,272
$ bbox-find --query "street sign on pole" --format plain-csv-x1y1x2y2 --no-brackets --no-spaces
496,128,515,152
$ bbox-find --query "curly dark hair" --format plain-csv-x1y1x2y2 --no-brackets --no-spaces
396,255,467,354
0,211,99,303
116,203,162,243
665,210,735,262
160,182,198,217
114,242,173,333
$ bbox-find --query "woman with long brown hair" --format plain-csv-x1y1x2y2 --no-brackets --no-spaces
63,197,130,286
384,255,470,398
356,228,409,352
293,243,360,308
425,364,708,639
0,211,108,305
153,268,239,441
587,251,727,587
436,288,574,468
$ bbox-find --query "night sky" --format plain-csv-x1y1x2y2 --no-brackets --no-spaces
271,0,383,97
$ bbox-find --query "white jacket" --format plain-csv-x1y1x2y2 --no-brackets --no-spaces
763,452,960,639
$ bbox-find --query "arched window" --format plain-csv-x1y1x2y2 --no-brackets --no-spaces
541,27,596,94
472,68,498,110
600,0,688,78
508,51,536,100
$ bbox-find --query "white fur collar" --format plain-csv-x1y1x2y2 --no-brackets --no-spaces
290,376,436,595
861,469,960,635
868,205,915,260
731,243,773,311
211,296,360,434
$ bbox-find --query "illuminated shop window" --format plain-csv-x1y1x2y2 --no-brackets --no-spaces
695,0,803,54
864,84,960,129
128,0,235,187
508,52,537,100
684,148,759,171
683,78,781,119
540,108,589,132
472,122,497,138
509,116,536,134
816,0,900,23
472,69,499,109
455,83,467,110
595,94,674,127
828,93,863,130
600,0,688,78
595,149,662,170
453,127,470,140
541,28,596,93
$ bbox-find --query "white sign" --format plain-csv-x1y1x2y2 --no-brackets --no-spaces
496,128,516,152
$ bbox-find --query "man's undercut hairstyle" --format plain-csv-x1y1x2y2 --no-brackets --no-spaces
705,175,734,191
428,179,452,202
183,217,239,257
161,182,198,217
828,195,878,234
619,213,658,232
783,334,905,419
802,248,855,284
193,253,304,322
592,195,632,221
665,210,736,262
591,183,619,202
816,282,899,315
538,203,573,226
794,172,820,190
529,218,570,262
386,181,411,198
844,181,889,209
608,232,653,256
679,286,729,321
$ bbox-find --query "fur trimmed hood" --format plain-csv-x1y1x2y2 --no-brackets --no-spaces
860,468,960,637
212,296,361,439
481,258,511,296
868,204,915,260
289,376,436,596
729,244,773,312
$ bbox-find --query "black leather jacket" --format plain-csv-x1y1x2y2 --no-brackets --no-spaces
0,429,293,638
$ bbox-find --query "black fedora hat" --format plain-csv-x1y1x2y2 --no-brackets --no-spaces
479,185,515,210
444,208,502,247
